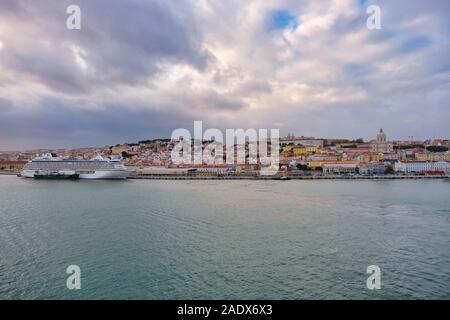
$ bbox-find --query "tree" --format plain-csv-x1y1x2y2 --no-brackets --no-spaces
296,164,308,171
395,144,425,150
385,166,395,174
426,146,448,153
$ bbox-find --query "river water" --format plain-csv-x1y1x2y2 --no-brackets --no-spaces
0,176,449,299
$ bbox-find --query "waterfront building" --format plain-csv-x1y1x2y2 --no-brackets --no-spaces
359,163,386,175
394,161,450,173
307,160,357,171
194,165,231,175
371,128,394,153
322,163,358,174
136,167,189,175
0,161,28,171
415,152,450,162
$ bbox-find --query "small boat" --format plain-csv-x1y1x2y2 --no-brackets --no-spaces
279,176,290,181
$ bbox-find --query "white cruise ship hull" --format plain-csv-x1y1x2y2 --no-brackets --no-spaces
22,169,129,180
79,170,129,179
21,170,38,178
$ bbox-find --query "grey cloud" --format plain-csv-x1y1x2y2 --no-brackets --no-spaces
203,91,247,111
0,97,195,149
0,0,210,94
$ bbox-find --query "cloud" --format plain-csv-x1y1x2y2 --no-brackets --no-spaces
0,0,449,150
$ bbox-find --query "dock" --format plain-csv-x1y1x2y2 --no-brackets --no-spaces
128,174,448,181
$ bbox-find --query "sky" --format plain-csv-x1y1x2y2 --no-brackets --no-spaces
0,0,449,150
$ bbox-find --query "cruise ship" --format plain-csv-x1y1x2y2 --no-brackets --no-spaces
21,153,129,179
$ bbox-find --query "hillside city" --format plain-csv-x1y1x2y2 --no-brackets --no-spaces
1,129,450,177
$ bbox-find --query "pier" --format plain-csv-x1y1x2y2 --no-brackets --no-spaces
128,174,449,181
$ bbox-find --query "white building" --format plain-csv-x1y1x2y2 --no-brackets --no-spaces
359,163,386,175
322,163,358,174
394,161,450,173
195,165,231,174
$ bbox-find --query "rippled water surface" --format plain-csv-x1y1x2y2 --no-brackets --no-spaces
0,176,449,299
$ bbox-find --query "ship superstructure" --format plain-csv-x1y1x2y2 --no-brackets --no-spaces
21,153,129,179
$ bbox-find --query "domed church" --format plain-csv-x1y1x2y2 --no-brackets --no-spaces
371,128,394,153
